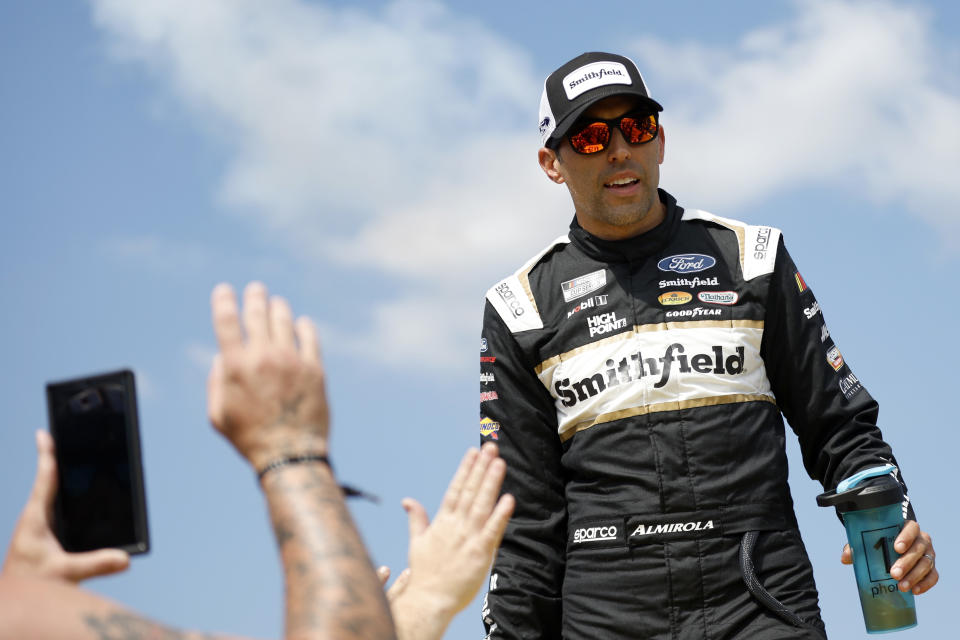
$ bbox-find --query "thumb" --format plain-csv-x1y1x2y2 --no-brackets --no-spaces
386,567,411,603
29,431,59,522
840,543,853,565
59,549,131,583
207,353,224,428
402,498,430,539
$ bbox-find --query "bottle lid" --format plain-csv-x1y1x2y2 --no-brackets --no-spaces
817,466,903,513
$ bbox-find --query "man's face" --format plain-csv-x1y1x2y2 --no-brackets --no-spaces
539,95,666,239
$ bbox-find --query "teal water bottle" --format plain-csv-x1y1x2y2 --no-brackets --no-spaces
817,466,917,634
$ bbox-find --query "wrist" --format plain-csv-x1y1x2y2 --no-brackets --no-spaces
392,583,460,623
257,452,331,482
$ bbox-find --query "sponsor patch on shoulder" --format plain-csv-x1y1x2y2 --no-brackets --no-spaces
480,338,488,353
826,346,844,371
480,391,499,403
480,417,500,439
561,269,607,303
839,371,862,399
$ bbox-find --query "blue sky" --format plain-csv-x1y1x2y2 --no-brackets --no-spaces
1,1,957,637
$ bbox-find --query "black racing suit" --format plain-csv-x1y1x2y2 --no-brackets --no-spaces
479,190,914,639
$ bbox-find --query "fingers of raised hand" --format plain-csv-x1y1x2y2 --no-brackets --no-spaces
439,447,480,515
242,281,270,346
402,498,430,539
454,443,498,519
480,493,515,551
269,296,297,350
295,316,320,364
467,456,507,529
211,284,243,354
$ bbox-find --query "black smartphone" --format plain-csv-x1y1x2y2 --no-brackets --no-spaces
45,369,150,555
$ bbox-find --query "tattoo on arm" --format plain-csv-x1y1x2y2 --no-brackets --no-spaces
265,464,396,640
83,611,218,640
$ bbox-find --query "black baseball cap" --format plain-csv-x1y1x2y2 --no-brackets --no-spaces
538,52,663,148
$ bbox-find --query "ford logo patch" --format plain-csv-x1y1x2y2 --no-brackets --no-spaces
657,254,717,274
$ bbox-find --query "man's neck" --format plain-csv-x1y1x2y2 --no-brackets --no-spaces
576,198,667,241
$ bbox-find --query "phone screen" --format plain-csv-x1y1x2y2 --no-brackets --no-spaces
46,370,149,554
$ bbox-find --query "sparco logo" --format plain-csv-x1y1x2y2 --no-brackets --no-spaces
573,525,618,543
657,254,717,274
631,520,715,536
587,311,627,337
753,227,772,260
554,343,745,407
496,282,524,318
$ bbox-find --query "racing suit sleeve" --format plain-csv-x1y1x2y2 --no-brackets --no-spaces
480,299,566,640
761,237,915,519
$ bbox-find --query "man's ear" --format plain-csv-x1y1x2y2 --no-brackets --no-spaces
538,147,565,184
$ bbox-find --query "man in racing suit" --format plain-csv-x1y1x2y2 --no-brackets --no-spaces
479,52,938,639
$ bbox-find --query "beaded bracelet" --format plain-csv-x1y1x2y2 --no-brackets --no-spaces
256,453,379,502
256,453,331,480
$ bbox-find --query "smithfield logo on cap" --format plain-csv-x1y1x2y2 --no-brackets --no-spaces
563,61,632,100
657,254,717,274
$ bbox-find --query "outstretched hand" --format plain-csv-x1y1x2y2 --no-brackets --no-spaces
840,520,938,595
387,442,514,640
207,282,330,471
2,431,130,583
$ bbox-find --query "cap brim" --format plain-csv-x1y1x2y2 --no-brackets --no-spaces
546,88,663,148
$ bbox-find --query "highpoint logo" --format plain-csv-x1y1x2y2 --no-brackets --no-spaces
586,311,627,337
554,343,745,407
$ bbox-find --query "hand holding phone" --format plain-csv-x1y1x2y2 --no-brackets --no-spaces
2,430,132,582
45,370,150,555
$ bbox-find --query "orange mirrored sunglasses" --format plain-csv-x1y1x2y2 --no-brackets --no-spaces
567,111,659,155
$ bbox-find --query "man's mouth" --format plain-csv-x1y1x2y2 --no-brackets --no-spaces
604,177,639,189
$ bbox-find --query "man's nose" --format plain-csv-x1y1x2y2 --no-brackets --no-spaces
606,128,632,162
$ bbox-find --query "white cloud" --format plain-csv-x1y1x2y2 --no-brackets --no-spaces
89,0,959,371
630,0,960,228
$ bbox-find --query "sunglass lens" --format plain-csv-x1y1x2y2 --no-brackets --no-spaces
621,115,657,144
570,123,610,154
